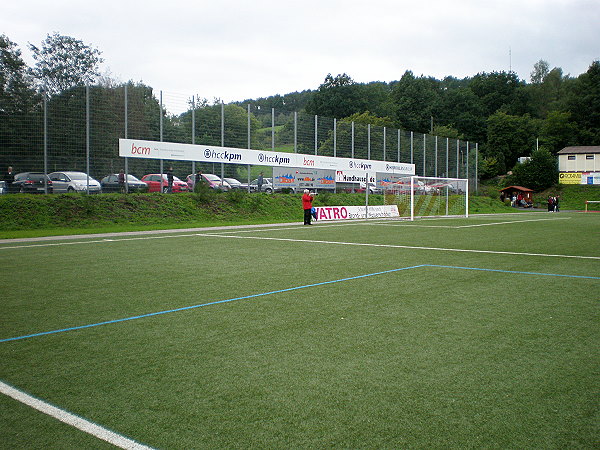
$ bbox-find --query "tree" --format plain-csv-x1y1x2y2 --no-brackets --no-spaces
305,73,370,119
539,111,577,154
486,111,540,171
507,147,558,191
468,71,526,116
29,33,103,95
530,59,550,84
0,34,38,114
565,60,600,144
390,71,440,133
0,34,41,169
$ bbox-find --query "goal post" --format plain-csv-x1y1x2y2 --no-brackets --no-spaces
585,200,600,212
383,176,469,220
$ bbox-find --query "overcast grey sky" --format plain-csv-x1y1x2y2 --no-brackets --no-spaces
2,0,599,111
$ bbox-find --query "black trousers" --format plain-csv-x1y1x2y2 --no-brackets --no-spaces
304,208,312,225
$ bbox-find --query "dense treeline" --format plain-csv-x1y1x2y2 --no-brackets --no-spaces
1,32,599,182
238,63,600,178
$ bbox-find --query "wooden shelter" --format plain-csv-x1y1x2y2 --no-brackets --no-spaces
500,186,534,207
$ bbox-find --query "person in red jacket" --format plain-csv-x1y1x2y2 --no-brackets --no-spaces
302,189,315,225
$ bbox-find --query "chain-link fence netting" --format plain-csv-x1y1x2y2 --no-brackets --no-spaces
0,85,479,192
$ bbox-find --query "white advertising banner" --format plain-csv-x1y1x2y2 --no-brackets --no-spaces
314,205,400,221
119,139,415,175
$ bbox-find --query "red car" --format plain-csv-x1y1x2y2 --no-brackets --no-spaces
141,174,189,193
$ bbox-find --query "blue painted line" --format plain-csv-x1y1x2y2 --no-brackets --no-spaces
425,264,600,280
0,264,428,344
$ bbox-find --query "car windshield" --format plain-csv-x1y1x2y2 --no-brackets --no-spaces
204,174,220,181
126,175,140,181
225,179,240,185
67,173,89,180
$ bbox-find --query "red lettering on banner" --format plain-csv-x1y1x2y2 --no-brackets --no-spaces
131,143,151,155
340,207,348,219
303,157,315,167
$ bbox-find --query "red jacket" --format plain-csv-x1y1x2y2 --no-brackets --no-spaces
302,193,313,210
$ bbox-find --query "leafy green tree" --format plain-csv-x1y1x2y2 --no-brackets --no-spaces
530,59,550,84
539,111,578,154
0,35,38,114
29,33,103,95
390,71,440,133
305,73,370,119
437,87,486,142
0,34,41,169
469,71,527,116
486,111,540,171
565,60,600,144
507,147,558,191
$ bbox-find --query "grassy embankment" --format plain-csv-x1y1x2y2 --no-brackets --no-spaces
0,185,597,239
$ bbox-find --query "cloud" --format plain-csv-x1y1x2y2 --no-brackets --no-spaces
2,0,598,110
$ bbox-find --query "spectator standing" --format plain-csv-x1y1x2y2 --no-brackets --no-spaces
257,172,264,192
166,167,174,193
302,189,315,225
555,196,560,212
118,169,126,193
3,166,14,194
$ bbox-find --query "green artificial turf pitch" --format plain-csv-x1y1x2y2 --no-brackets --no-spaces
1,212,598,448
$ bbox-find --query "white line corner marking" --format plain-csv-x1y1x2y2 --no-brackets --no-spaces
0,381,153,450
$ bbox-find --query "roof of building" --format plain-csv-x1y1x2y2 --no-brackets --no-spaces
500,186,534,192
557,146,600,154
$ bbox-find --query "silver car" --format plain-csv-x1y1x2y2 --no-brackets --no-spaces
49,171,102,194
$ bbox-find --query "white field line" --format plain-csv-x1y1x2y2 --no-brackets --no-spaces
0,223,597,260
0,380,153,449
375,217,571,228
193,233,600,260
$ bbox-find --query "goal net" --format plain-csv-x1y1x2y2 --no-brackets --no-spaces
383,176,469,220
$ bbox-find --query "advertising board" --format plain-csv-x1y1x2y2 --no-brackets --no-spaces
314,205,400,221
272,167,336,191
119,139,415,175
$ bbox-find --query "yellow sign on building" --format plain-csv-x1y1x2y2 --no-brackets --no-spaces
559,172,582,184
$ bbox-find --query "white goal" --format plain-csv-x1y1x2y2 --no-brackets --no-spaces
383,176,469,220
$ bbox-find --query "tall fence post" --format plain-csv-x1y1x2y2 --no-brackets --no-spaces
159,90,163,178
294,111,297,153
43,91,48,193
368,124,371,160
456,139,460,178
383,126,386,162
333,118,337,157
191,95,195,177
124,84,129,193
221,101,225,185
314,115,318,155
434,135,438,177
271,107,275,151
86,85,90,194
410,131,414,165
475,142,479,194
351,121,355,158
397,129,401,163
422,133,426,176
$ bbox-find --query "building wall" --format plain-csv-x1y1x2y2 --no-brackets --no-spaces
558,153,599,172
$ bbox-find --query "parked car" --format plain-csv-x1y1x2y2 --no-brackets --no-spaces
141,174,189,193
249,177,274,193
223,177,248,190
360,182,383,194
186,173,230,191
11,172,53,194
48,171,102,193
101,173,148,193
